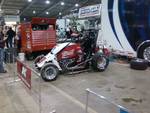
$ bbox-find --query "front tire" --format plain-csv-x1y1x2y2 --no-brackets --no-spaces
41,63,59,81
91,53,109,72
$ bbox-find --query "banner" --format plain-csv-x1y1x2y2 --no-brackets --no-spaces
78,4,101,18
17,59,31,89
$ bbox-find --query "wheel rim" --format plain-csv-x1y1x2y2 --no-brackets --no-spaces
97,57,107,69
45,67,57,80
143,47,150,61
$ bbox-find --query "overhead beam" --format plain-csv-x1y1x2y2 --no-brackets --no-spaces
0,0,5,8
37,1,73,17
53,0,89,17
37,1,61,16
19,0,37,16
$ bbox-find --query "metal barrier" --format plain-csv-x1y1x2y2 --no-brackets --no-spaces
4,48,17,64
85,88,133,113
15,58,56,113
5,53,56,113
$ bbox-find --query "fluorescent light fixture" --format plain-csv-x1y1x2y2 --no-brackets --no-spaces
75,3,79,7
61,2,64,6
45,0,50,4
6,22,17,25
33,10,36,14
59,12,62,15
46,11,49,15
28,0,32,2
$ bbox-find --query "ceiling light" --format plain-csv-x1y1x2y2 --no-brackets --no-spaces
45,0,50,4
33,10,36,14
46,11,49,15
59,12,62,15
75,3,79,7
61,2,65,6
28,0,32,2
67,19,70,22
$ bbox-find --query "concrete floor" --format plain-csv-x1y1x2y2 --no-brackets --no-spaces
0,62,150,113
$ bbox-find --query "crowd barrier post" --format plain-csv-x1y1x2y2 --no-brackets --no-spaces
85,88,133,113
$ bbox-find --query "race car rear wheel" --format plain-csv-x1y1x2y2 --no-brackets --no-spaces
41,63,59,81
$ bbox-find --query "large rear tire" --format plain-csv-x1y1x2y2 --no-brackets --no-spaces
41,63,59,81
91,53,109,72
137,42,150,63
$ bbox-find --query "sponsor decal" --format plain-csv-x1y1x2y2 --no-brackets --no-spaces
62,50,74,58
26,32,31,49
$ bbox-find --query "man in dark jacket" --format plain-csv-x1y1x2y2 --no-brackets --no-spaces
0,27,7,73
6,27,16,48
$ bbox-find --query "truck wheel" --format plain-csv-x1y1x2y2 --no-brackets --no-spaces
26,53,34,60
137,42,150,64
130,58,148,70
34,55,44,70
41,63,59,81
91,53,109,72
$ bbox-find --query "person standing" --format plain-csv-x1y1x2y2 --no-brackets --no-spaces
66,25,72,38
6,27,16,48
0,27,7,73
15,30,21,52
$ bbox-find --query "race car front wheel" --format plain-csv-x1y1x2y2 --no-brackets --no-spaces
41,63,59,81
91,53,109,72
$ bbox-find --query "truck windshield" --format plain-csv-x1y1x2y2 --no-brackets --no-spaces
32,24,54,31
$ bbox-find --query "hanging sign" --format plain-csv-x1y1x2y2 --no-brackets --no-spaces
78,4,101,18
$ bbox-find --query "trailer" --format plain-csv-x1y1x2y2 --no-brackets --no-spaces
100,0,150,61
20,18,56,60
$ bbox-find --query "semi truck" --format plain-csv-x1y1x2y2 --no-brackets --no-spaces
101,0,150,61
